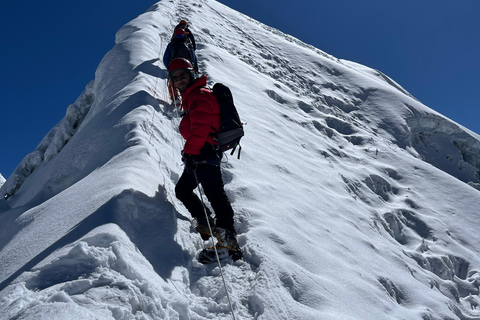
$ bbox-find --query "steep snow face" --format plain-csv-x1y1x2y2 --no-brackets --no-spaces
1,0,480,319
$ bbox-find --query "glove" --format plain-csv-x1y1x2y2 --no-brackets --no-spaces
181,151,197,173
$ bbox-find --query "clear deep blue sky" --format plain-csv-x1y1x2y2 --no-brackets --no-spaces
1,0,479,179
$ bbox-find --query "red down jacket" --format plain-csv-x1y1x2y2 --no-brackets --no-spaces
179,75,221,155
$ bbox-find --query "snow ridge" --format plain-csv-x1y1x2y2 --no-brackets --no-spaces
1,0,480,319
0,80,95,201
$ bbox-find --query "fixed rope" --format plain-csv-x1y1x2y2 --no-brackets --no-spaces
193,170,238,320
148,33,166,145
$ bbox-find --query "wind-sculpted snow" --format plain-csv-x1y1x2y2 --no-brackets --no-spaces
0,81,95,202
1,0,480,319
405,106,480,184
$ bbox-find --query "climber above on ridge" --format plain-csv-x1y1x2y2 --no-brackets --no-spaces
163,20,198,106
163,20,198,73
174,20,196,51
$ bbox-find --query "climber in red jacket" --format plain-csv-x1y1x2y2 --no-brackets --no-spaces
168,58,240,255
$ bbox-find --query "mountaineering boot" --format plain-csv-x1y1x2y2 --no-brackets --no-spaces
215,227,242,261
192,215,216,241
215,228,239,250
197,228,242,264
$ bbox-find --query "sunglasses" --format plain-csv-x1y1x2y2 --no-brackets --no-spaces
171,71,189,83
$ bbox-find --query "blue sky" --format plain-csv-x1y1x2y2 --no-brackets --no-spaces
1,0,479,179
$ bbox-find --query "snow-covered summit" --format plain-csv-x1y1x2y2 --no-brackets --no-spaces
1,0,480,319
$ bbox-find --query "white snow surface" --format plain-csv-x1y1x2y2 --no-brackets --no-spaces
1,0,480,319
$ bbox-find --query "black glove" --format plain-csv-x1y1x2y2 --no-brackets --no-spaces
181,151,197,173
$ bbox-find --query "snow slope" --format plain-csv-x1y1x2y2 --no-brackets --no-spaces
1,0,480,319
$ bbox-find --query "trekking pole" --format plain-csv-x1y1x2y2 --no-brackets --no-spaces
193,170,238,320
